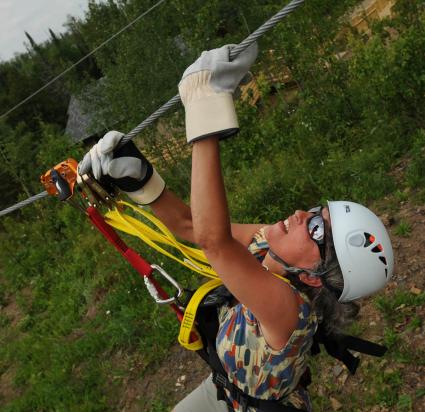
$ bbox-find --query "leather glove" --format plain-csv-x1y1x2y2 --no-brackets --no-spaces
78,131,165,205
178,43,258,143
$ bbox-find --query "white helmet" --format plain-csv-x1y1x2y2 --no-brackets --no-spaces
327,201,394,302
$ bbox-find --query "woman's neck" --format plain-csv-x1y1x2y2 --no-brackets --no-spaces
262,252,287,276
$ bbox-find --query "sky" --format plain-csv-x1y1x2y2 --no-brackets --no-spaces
0,0,100,62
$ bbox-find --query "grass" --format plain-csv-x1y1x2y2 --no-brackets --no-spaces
149,399,170,412
406,315,422,332
0,313,11,328
306,285,425,411
397,394,413,412
0,206,186,411
374,291,425,323
416,388,425,399
394,219,412,237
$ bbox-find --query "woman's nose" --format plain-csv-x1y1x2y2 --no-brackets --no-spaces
294,210,310,223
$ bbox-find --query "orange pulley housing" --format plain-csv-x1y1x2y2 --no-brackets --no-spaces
40,158,79,201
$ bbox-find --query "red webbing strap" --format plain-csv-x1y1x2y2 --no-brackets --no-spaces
86,206,152,274
86,206,184,319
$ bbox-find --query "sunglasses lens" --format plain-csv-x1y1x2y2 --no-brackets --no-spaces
308,215,324,242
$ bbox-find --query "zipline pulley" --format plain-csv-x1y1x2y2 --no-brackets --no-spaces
40,158,79,201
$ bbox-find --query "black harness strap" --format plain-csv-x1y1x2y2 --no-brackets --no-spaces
192,285,388,411
194,287,308,412
311,323,387,375
212,370,307,412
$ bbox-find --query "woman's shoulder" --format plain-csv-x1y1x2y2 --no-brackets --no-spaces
288,285,318,335
218,287,317,352
256,285,317,352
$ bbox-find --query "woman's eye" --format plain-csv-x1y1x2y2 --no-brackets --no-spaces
310,225,319,236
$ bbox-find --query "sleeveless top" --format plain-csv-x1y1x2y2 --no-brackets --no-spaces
216,228,318,411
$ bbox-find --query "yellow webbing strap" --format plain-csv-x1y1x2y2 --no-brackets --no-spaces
104,200,291,351
178,278,223,351
104,201,217,279
105,201,290,282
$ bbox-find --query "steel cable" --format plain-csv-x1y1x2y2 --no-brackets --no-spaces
0,0,304,217
121,0,304,146
0,191,49,217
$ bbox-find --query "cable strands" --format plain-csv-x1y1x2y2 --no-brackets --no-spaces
120,0,304,147
121,94,182,145
0,191,48,217
229,0,305,59
0,0,304,217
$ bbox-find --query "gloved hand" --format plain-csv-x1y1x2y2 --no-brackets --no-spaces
178,43,258,143
78,131,165,205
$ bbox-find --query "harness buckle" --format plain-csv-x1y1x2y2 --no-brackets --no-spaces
212,371,228,388
144,264,183,305
230,384,250,412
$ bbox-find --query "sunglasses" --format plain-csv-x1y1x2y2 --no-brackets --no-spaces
307,206,326,262
269,206,329,277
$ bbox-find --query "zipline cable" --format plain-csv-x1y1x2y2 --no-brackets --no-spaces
0,0,304,217
0,191,48,217
120,0,304,146
0,0,168,121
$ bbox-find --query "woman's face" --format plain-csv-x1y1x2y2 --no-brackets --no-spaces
265,207,331,271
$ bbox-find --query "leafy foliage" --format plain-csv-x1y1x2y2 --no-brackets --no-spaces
1,0,425,410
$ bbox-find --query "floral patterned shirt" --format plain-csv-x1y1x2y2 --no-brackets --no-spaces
215,228,318,411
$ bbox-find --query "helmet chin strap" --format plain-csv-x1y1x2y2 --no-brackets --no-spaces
268,250,309,276
269,249,326,276
268,249,342,299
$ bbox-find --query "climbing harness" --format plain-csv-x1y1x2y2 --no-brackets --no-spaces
186,285,311,412
40,161,388,412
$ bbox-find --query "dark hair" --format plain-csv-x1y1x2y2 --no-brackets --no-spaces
287,221,360,335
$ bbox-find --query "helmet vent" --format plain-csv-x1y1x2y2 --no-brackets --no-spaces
364,232,375,247
379,256,387,265
371,244,383,253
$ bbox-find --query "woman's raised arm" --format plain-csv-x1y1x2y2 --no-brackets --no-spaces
190,138,299,348
150,188,263,246
78,130,262,245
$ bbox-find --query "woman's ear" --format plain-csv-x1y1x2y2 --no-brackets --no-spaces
299,272,322,288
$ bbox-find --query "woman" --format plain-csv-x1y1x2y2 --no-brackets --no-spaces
79,44,394,412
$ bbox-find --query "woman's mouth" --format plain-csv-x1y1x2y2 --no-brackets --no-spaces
280,219,289,233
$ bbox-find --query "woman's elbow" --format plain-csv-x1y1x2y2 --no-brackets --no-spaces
194,230,231,254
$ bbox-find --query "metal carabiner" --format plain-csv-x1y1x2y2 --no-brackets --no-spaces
76,173,117,209
144,264,183,305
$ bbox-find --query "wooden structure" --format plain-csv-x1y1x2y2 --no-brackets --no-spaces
239,78,261,106
350,0,397,33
